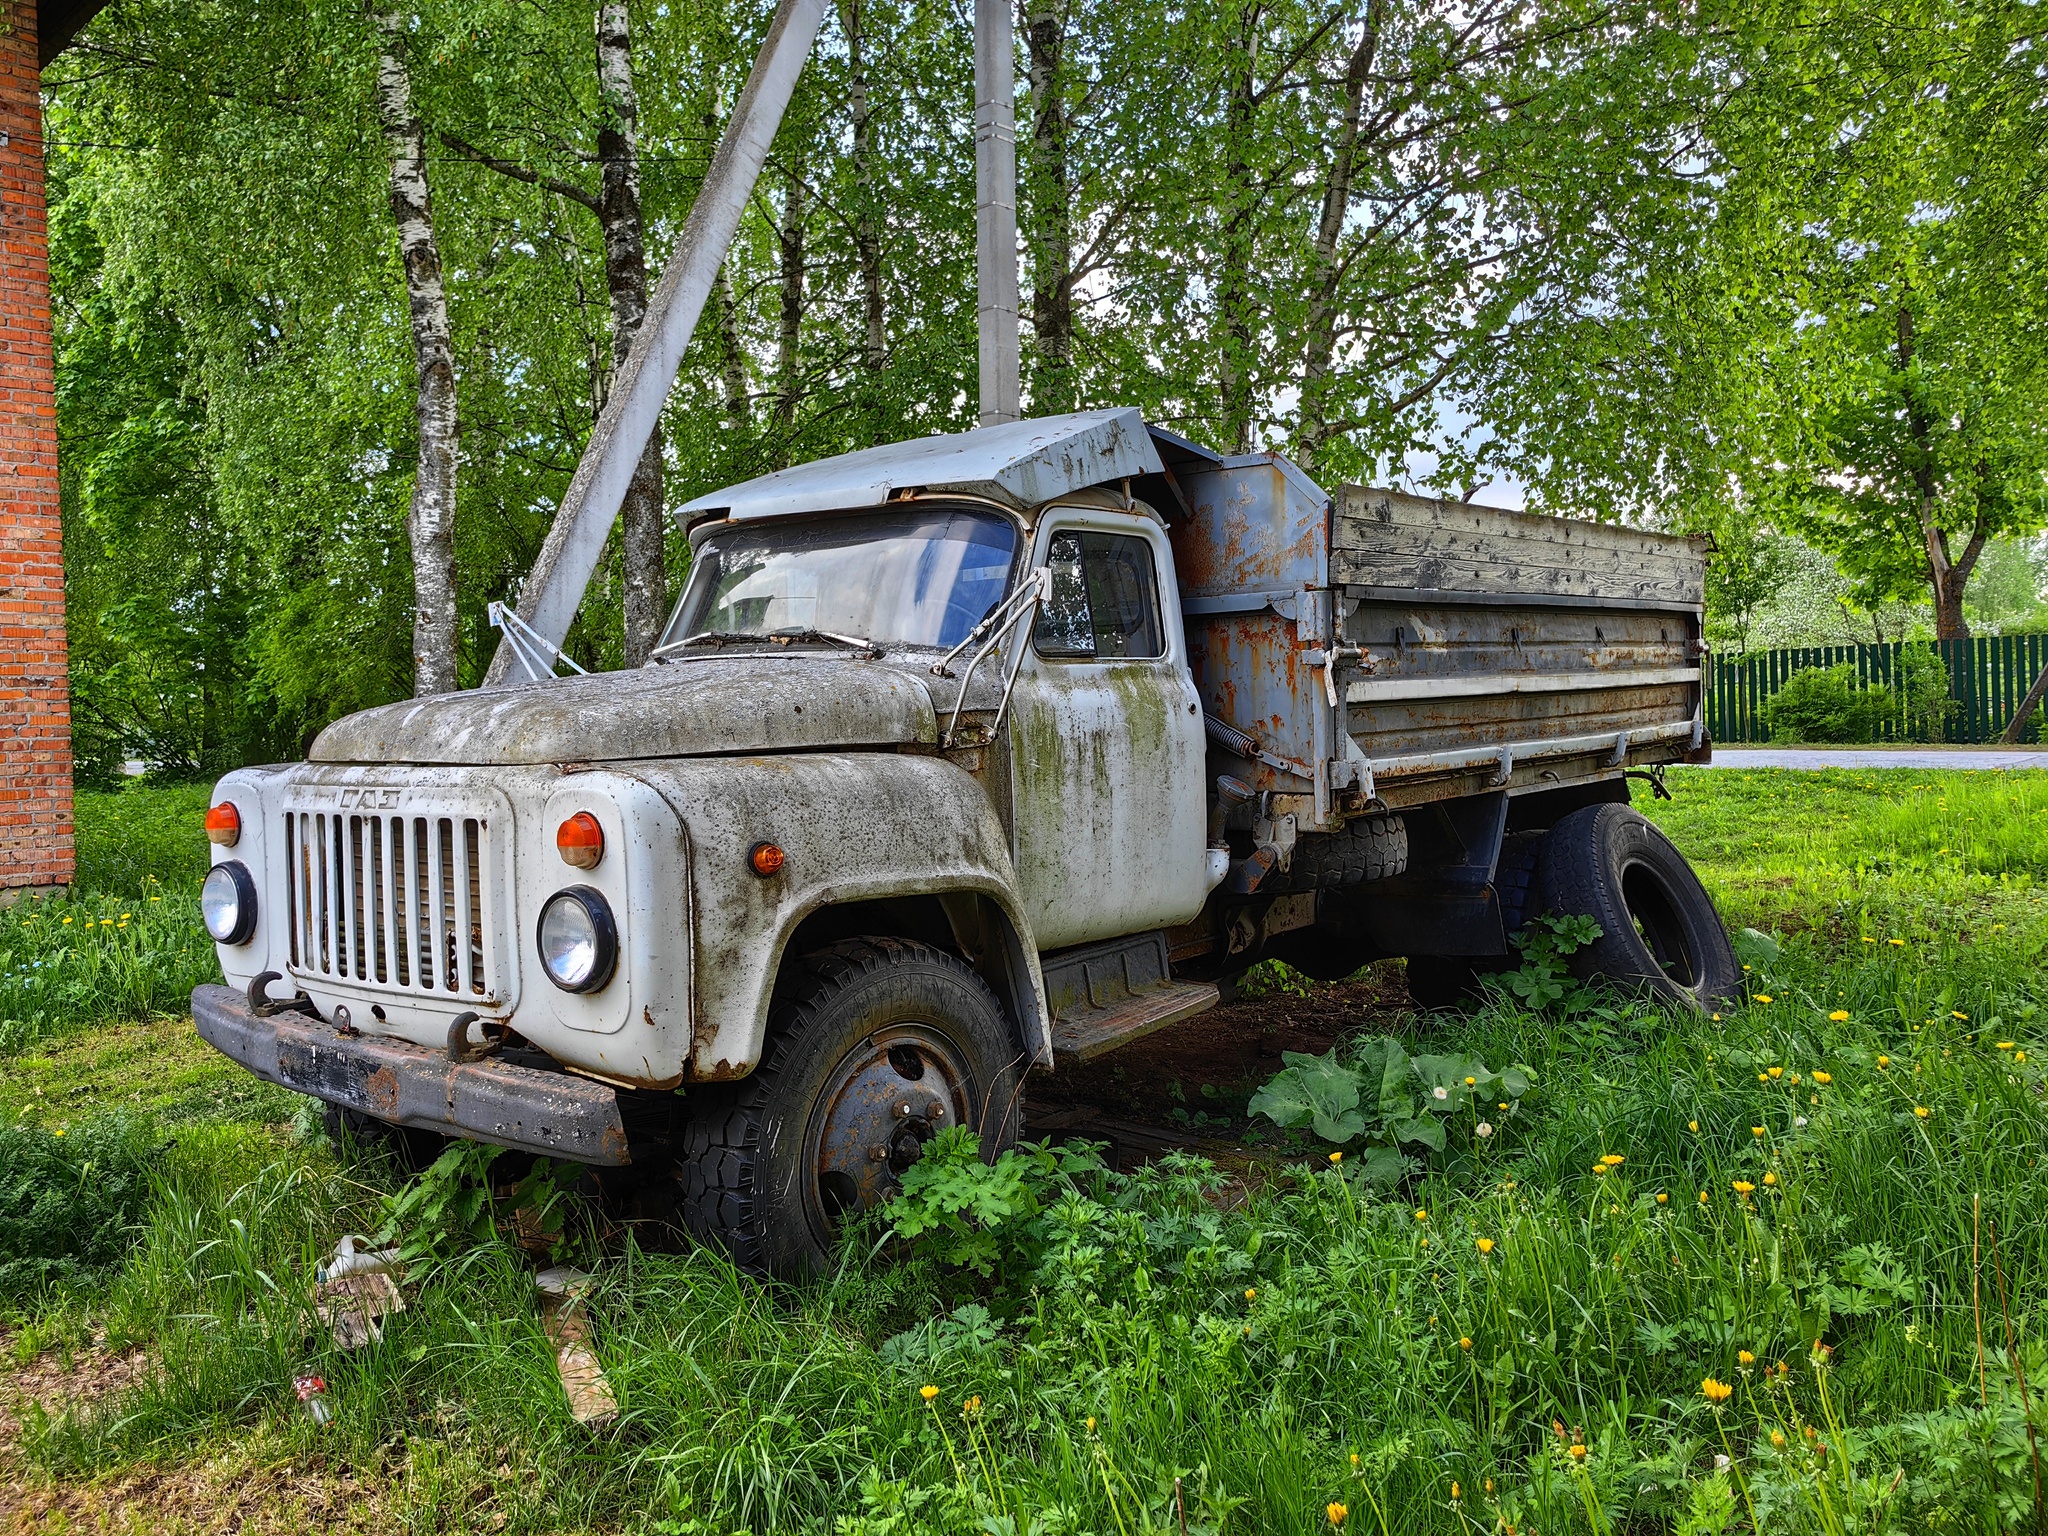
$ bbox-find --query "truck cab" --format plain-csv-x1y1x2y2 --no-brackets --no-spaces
193,408,1734,1273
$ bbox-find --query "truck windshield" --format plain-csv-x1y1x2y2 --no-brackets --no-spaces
659,507,1020,654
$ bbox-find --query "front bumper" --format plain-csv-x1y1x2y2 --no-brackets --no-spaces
192,984,630,1165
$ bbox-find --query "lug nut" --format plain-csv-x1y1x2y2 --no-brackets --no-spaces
868,1145,890,1162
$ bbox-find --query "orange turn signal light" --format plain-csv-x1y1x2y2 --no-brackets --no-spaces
749,841,785,877
556,811,605,869
205,801,241,847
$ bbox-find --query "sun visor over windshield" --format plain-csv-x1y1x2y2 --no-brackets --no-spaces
680,407,1166,522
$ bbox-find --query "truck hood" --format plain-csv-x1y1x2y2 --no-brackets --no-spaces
310,657,940,765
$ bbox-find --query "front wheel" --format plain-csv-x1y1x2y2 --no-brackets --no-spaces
679,938,1027,1277
1538,804,1739,1011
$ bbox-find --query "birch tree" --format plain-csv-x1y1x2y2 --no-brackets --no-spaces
434,0,669,663
371,6,461,696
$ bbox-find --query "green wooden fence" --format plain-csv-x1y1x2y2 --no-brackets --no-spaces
1706,636,2048,744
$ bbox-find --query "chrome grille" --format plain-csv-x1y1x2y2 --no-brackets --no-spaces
284,809,498,1000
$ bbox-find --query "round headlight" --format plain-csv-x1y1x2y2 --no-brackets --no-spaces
537,886,618,993
201,860,258,945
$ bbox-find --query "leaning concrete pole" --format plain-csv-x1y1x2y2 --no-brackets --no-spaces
483,0,829,687
974,0,1020,427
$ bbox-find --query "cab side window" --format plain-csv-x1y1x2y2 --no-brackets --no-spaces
1034,530,1165,660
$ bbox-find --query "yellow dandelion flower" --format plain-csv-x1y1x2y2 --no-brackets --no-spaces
1328,1502,1349,1526
1688,1120,1699,1133
1953,1011,1969,1021
1997,1041,2015,1051
1889,938,1905,947
1464,1076,1477,1086
1451,1482,1461,1500
1600,1153,1624,1166
1811,1071,1831,1084
1476,1238,1495,1254
1086,1415,1097,1431
1419,1237,1429,1248
1829,1010,1849,1022
1701,1377,1733,1403
1757,1072,1769,1083
1569,1443,1588,1461
1862,937,1877,944
1739,1350,1755,1365
61,916,72,925
1245,1288,1257,1301
1877,1055,1890,1068
1767,1066,1783,1079
1656,1192,1669,1205
1699,1191,1709,1203
1756,994,1774,1005
1350,1453,1360,1468
1733,1180,1755,1195
1752,1126,1765,1137
1459,1336,1472,1351
1771,1429,1787,1448
920,1385,938,1401
1762,1172,1777,1187
2018,1052,2028,1063
1414,1209,1428,1222
1329,1151,1343,1164
1914,1106,1930,1118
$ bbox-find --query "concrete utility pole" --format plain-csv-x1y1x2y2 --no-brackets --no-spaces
483,0,829,687
974,0,1020,427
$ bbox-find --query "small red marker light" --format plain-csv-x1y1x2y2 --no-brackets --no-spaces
749,842,785,877
205,802,241,847
556,811,604,869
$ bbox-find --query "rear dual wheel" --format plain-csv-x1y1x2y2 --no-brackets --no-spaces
1405,806,1738,1013
679,938,1027,1277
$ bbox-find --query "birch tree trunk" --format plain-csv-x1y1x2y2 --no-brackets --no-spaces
1024,1,1073,414
776,159,808,433
1216,6,1259,454
840,0,887,380
371,7,460,697
596,0,667,666
1296,2,1381,474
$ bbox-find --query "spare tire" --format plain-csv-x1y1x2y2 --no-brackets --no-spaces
1267,813,1407,892
1538,804,1739,1010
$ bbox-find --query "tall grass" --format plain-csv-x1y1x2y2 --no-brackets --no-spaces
0,782,219,1051
12,767,2048,1533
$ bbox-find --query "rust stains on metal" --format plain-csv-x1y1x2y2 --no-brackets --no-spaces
365,1066,400,1115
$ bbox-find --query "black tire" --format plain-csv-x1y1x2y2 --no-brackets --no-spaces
1403,829,1548,1011
1538,803,1739,1010
678,938,1028,1277
1267,814,1407,892
322,1102,446,1173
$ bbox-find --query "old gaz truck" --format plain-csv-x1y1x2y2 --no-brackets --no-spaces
192,408,1735,1273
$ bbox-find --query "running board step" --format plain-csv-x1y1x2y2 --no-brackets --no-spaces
1049,981,1220,1066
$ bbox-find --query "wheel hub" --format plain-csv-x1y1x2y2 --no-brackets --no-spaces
804,1025,972,1242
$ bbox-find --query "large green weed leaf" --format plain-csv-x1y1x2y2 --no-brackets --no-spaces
1247,1051,1364,1142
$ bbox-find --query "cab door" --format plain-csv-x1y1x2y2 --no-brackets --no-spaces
1005,507,1209,951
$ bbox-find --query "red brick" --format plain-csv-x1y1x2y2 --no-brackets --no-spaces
0,2,75,893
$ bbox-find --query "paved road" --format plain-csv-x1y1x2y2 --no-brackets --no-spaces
1703,747,2048,771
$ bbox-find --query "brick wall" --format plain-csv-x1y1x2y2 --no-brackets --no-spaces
0,0,75,897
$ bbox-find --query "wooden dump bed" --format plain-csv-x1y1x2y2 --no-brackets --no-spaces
1169,460,1708,822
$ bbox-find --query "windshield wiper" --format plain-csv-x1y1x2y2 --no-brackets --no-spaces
766,626,880,655
652,627,881,662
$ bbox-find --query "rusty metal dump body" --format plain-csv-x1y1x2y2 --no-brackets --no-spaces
1171,460,1707,826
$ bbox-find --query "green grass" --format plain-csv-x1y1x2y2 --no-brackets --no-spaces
0,782,221,1052
8,767,2048,1533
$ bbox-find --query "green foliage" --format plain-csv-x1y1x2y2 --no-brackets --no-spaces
1497,911,1604,1012
0,786,220,1053
372,1139,503,1268
0,1115,158,1300
1249,1037,1534,1177
1764,665,1893,744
